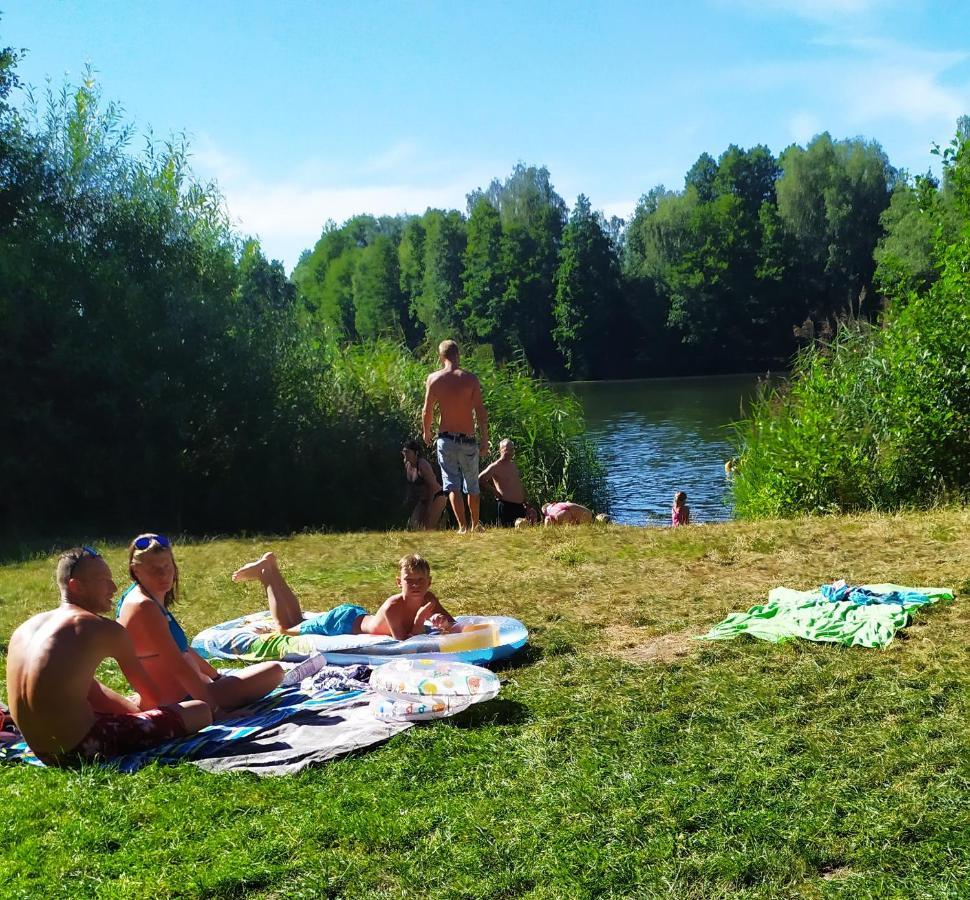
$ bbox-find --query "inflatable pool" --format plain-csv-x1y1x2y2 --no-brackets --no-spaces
191,611,528,667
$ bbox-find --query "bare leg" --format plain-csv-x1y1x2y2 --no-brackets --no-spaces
232,552,304,630
210,662,284,710
426,493,448,530
468,493,482,531
408,502,426,531
448,490,468,532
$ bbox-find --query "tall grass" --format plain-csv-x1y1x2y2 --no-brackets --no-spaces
732,135,970,518
312,342,607,527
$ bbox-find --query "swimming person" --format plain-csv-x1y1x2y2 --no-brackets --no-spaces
5,547,210,766
116,534,284,716
672,491,691,526
232,552,459,640
402,439,448,530
479,438,531,527
422,339,489,533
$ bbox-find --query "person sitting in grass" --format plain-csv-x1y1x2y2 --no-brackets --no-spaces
117,534,284,716
542,500,595,526
5,547,211,767
479,438,534,527
671,491,691,526
233,552,459,639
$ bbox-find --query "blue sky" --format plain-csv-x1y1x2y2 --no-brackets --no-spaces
4,1,969,270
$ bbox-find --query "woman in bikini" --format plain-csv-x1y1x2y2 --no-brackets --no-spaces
116,534,283,716
402,439,448,530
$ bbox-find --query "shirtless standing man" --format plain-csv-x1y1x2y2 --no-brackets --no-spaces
422,339,489,533
479,439,530,527
5,547,210,766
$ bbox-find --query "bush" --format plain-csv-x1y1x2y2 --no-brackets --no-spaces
732,133,970,517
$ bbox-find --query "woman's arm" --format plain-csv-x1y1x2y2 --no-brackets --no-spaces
418,457,442,494
121,601,216,704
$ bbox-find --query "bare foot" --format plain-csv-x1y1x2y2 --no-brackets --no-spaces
457,527,467,535
232,552,276,583
473,523,486,533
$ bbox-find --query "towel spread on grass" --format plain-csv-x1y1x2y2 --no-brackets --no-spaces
0,664,412,776
699,582,954,649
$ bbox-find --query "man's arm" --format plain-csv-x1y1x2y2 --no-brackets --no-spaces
472,377,489,454
478,459,498,492
87,679,141,715
422,377,435,445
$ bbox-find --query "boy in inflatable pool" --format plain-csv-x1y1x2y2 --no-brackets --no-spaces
232,552,458,640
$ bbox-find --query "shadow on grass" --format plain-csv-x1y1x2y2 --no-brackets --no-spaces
494,644,544,672
446,698,530,729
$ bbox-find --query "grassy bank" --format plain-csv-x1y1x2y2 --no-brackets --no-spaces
1,510,968,899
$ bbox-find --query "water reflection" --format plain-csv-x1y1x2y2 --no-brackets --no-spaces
559,375,765,526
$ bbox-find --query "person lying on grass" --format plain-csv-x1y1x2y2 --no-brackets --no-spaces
5,547,211,767
116,534,284,717
232,552,459,639
541,500,595,526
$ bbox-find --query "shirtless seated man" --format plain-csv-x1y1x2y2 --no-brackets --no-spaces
233,552,459,640
5,547,210,767
479,439,535,527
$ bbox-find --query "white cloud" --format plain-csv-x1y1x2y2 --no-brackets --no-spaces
731,0,896,24
189,138,501,271
601,199,638,223
727,35,969,135
789,110,823,144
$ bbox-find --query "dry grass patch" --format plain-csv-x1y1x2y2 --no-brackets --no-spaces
612,627,698,664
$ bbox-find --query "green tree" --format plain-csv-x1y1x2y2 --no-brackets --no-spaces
459,196,506,346
414,209,466,339
352,235,404,340
776,133,896,320
552,195,623,377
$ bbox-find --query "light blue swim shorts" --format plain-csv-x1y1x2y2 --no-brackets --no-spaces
298,603,366,637
436,434,480,495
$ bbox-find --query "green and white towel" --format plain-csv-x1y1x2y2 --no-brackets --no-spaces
699,583,954,649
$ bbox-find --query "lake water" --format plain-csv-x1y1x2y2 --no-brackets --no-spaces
559,375,765,526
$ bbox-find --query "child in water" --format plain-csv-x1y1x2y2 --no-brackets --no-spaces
671,491,691,526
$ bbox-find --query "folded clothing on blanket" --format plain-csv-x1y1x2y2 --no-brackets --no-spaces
699,582,954,649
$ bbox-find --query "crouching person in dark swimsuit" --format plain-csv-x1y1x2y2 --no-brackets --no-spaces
5,547,210,767
402,440,448,530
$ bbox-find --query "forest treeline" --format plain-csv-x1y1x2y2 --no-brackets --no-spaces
0,50,603,543
293,126,947,379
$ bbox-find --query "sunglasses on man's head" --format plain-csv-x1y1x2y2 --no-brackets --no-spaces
65,546,101,577
133,534,171,551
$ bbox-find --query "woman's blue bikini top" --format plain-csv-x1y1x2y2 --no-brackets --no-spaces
116,583,190,652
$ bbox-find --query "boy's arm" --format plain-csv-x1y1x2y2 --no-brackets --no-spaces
422,377,435,445
368,596,414,641
411,592,455,635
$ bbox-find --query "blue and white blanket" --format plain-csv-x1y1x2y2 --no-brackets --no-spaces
1,665,411,775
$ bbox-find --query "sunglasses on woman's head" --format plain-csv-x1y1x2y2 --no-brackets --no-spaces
133,534,171,551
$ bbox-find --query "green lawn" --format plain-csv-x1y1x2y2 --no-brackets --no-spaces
1,510,968,899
